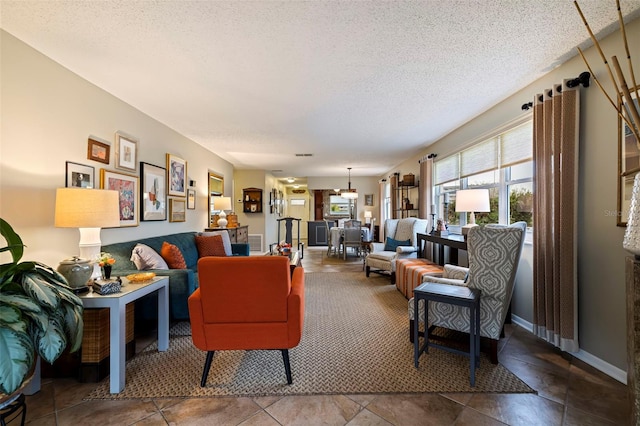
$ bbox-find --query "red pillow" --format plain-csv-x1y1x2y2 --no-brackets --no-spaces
160,241,187,269
195,235,228,257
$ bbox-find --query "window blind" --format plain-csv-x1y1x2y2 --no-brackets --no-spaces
501,121,533,167
434,154,459,185
433,119,532,184
460,137,498,178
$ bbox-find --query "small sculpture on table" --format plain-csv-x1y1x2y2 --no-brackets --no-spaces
433,219,449,236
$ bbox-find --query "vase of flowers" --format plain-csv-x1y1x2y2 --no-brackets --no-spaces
98,252,116,279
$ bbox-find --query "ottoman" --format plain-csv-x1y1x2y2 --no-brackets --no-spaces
396,258,444,299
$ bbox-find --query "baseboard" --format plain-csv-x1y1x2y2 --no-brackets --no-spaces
510,314,627,385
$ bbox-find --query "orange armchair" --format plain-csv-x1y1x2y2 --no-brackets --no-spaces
189,256,305,386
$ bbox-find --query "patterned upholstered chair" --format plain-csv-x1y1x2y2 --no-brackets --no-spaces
365,218,429,284
408,222,526,363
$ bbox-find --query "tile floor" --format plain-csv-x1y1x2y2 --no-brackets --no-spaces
11,246,628,425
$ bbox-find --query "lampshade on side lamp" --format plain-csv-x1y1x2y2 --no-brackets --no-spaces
624,173,640,258
213,196,232,228
455,189,490,236
55,188,120,282
364,210,372,224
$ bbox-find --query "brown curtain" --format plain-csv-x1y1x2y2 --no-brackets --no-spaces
390,173,399,219
418,155,434,224
378,179,386,243
532,81,579,352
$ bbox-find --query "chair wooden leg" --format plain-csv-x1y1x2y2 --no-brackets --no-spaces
390,272,396,285
365,265,370,277
489,340,498,364
281,349,293,385
409,319,415,343
200,351,215,387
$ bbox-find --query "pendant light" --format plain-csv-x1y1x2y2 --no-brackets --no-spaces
341,167,358,199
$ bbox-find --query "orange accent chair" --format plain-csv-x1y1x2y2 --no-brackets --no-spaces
188,256,305,386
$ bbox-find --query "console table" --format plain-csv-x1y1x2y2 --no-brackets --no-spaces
417,232,467,266
204,225,249,244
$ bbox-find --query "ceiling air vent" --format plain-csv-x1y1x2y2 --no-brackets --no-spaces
295,153,313,157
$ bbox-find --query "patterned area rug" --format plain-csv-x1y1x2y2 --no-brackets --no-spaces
86,272,534,399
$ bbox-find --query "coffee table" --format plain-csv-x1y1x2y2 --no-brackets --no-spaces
80,276,169,393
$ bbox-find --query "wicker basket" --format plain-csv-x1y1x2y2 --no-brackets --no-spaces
402,174,415,186
81,303,134,363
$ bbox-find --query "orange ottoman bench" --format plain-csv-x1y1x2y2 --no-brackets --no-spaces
396,258,444,299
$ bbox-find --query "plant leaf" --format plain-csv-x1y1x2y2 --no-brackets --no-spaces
0,325,34,395
0,293,43,314
0,218,24,264
35,315,66,363
62,302,84,353
20,272,60,310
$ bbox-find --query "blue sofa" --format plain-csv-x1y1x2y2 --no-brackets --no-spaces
101,231,250,321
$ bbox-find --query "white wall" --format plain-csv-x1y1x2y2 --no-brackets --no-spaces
0,31,234,267
383,19,640,373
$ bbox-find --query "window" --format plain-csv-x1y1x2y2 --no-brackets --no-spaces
434,120,533,232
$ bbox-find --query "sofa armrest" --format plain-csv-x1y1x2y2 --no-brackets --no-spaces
370,242,386,252
422,276,468,287
397,246,418,254
187,289,206,350
443,264,469,280
231,243,250,256
287,266,305,347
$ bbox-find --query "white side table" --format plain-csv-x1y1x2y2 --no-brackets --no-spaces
80,276,169,393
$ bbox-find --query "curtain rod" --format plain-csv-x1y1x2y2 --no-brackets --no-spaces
521,72,590,111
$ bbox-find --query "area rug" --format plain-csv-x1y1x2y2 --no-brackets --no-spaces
86,271,534,399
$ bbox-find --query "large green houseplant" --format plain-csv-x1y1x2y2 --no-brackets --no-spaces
0,218,84,395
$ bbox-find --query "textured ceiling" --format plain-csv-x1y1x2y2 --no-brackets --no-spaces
2,0,640,180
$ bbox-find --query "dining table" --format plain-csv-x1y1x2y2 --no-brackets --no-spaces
328,226,372,257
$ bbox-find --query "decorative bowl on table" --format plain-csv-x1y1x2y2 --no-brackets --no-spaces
126,272,156,283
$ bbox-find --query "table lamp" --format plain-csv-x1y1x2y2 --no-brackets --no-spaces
54,188,120,279
364,210,372,224
455,189,490,236
214,196,232,227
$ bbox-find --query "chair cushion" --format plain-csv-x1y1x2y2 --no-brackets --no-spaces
195,234,228,257
384,237,411,251
161,241,187,269
130,243,169,270
196,231,233,256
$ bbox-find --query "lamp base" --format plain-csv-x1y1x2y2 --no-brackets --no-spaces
217,211,228,228
461,224,478,236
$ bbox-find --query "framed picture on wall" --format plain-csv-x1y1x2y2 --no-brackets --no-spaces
187,189,196,210
169,198,186,222
87,138,110,164
65,161,94,188
618,86,640,226
114,131,138,172
365,194,374,206
167,153,187,197
140,162,167,221
100,169,139,227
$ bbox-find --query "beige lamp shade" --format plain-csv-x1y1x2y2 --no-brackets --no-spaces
455,189,490,234
455,189,490,213
364,211,372,218
213,196,232,211
55,188,120,228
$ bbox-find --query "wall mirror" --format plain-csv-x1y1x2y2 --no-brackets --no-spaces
208,172,224,227
618,85,639,226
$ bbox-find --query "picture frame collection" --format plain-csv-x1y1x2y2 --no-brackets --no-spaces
64,132,193,227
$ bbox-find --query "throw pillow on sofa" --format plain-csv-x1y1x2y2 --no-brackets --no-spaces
161,241,187,269
196,231,233,256
384,237,411,251
195,234,228,257
130,243,169,270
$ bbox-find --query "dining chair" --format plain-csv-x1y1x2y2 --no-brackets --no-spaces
343,222,363,259
323,219,336,257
